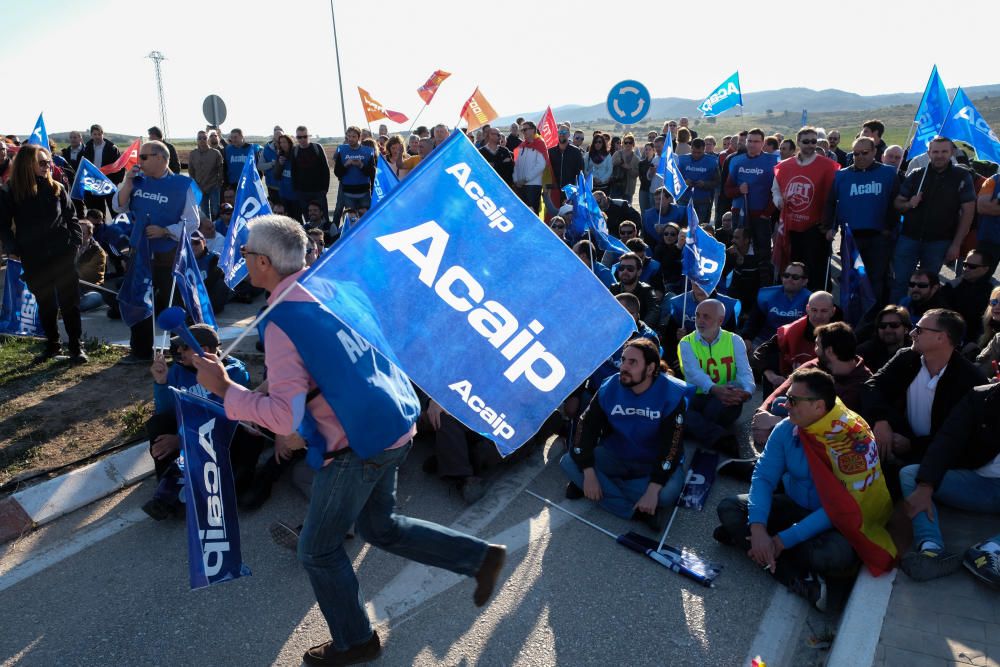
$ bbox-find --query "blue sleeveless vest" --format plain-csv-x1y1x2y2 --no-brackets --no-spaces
130,173,194,253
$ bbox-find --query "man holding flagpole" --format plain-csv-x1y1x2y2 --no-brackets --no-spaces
113,140,200,362
192,215,507,666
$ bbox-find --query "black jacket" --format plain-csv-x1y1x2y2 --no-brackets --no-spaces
82,139,123,184
479,145,514,185
856,338,908,376
548,144,586,190
940,277,995,344
916,383,1000,489
291,143,331,193
861,347,987,445
610,280,657,328
0,178,81,268
163,140,181,174
603,199,641,238
60,145,85,173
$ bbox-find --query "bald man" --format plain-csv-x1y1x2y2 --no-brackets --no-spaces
678,299,756,457
752,292,838,392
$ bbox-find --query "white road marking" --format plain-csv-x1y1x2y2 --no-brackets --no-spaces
743,587,810,667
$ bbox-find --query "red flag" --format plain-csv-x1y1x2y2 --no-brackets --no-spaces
538,106,558,149
101,137,140,175
417,69,451,105
459,87,498,132
358,87,409,124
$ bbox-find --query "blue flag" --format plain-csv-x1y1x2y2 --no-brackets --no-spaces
801,109,808,127
562,172,628,255
0,259,42,335
117,224,154,328
298,130,635,455
173,232,218,329
220,154,272,288
173,389,251,590
681,202,726,294
939,88,1000,165
839,224,877,326
657,129,688,201
27,112,48,147
910,65,951,160
70,157,117,200
373,154,400,207
698,71,742,117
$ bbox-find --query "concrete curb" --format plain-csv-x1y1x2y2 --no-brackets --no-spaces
827,569,896,667
0,442,153,544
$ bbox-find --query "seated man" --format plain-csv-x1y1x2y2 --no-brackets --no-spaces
573,239,614,288
753,291,836,392
720,227,760,325
661,283,740,373
678,299,755,458
940,249,996,348
857,305,911,374
741,261,811,346
600,219,641,266
900,382,1000,583
76,219,108,312
899,269,946,323
640,186,686,246
561,338,689,532
715,368,895,610
213,202,234,235
862,308,987,498
609,252,657,328
199,215,226,255
144,325,258,519
593,189,641,239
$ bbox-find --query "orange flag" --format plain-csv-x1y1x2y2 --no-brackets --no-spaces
101,137,140,175
538,106,559,149
459,87,498,132
417,69,451,105
358,87,409,124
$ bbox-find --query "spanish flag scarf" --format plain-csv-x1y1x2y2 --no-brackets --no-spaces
798,398,897,575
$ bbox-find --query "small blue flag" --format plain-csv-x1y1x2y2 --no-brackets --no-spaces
220,154,272,289
562,172,628,254
910,65,951,160
0,259,42,336
297,130,635,455
173,232,218,329
681,201,726,294
373,154,400,207
27,112,48,148
173,389,251,590
939,87,1000,165
801,109,808,127
697,71,742,118
839,224,877,326
658,129,688,202
70,157,117,200
117,224,154,328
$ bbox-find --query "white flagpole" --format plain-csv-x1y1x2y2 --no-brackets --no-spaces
328,0,348,137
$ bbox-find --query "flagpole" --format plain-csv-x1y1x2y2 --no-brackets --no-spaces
159,276,178,352
406,103,430,137
328,0,348,136
681,276,690,331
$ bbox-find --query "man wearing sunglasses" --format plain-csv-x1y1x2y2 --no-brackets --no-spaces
113,140,201,362
862,308,987,501
940,249,996,345
742,261,811,347
857,305,911,373
899,269,946,322
826,136,900,302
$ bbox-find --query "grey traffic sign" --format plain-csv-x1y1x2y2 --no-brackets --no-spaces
202,94,227,126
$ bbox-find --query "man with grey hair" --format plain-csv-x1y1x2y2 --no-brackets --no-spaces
881,145,904,171
193,215,507,666
113,139,200,363
678,298,756,459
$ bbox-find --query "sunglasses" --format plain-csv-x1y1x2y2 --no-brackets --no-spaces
37,159,51,167
139,153,155,160
551,223,565,229
618,266,638,273
853,150,872,157
663,231,678,237
624,141,635,145
799,139,817,145
963,261,986,269
991,299,1000,306
877,321,903,330
781,272,805,280
908,281,930,288
785,394,821,406
912,324,943,335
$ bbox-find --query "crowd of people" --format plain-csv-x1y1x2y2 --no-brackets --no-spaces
2,110,1000,663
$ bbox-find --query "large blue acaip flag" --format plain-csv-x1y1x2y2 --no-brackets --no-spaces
681,201,726,294
220,154,272,288
117,224,154,328
0,259,42,336
698,71,742,117
909,65,951,160
27,112,48,147
298,130,636,455
173,232,218,329
940,88,1000,165
658,129,688,202
562,172,628,255
70,157,117,200
839,224,877,326
173,388,251,590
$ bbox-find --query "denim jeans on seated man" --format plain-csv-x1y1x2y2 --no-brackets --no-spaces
900,465,1000,554
297,442,490,650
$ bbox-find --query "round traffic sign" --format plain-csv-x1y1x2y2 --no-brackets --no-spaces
606,80,651,125
202,94,227,127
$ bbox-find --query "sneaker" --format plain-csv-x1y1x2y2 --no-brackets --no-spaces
473,544,507,607
461,476,487,505
120,353,153,365
900,548,962,582
68,350,89,365
963,543,1000,586
565,482,584,500
269,521,301,552
31,344,62,365
712,525,739,547
303,631,381,666
788,573,828,612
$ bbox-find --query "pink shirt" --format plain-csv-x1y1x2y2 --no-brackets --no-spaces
224,270,414,456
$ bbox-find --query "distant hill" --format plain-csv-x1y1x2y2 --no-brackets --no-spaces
495,83,1000,126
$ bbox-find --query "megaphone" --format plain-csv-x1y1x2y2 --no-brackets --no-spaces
156,307,205,357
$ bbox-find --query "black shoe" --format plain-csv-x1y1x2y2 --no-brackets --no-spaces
141,498,174,521
900,548,962,582
68,350,89,364
31,343,62,364
712,525,739,547
474,545,507,607
269,521,300,551
787,573,828,611
422,455,439,474
120,353,153,365
565,482,584,500
303,631,381,666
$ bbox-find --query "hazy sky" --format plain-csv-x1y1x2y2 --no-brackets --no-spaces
5,0,997,139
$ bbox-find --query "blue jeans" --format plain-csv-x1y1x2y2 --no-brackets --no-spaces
297,442,489,648
638,189,652,217
199,187,221,219
899,464,1000,550
890,235,951,303
559,447,686,519
79,290,104,312
852,231,892,304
